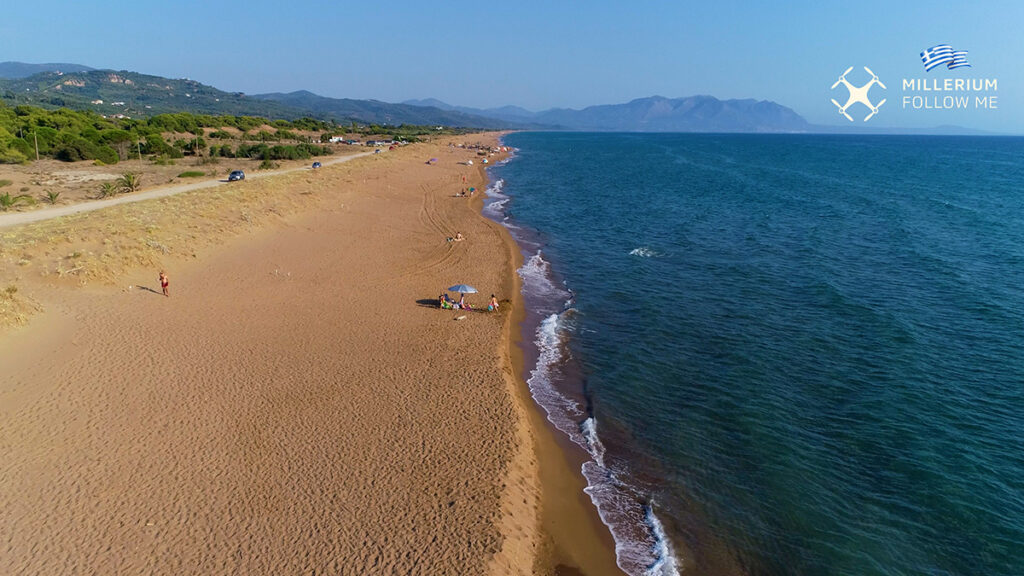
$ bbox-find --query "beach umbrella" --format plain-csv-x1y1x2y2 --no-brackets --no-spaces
468,187,475,192
447,284,477,294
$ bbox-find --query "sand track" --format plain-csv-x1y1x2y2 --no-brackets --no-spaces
0,151,376,230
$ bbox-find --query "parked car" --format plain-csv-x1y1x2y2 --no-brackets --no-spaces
228,170,245,181
312,161,322,169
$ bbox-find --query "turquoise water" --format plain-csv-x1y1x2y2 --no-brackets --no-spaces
486,133,1024,576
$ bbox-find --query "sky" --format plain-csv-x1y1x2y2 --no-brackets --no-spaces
2,0,1022,132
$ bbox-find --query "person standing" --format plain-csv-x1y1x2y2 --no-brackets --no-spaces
159,271,169,297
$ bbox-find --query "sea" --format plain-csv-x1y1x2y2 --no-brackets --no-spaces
483,133,1024,576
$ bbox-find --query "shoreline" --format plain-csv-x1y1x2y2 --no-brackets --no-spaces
482,143,684,576
473,159,624,575
0,133,620,575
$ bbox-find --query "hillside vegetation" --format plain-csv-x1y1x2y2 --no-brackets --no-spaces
0,69,509,128
0,102,462,165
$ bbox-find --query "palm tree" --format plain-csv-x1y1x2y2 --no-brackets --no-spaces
0,192,33,211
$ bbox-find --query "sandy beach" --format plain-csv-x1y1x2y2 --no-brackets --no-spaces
0,135,621,575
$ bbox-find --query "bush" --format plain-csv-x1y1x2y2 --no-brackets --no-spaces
177,171,205,178
258,159,279,170
10,138,33,159
267,144,308,160
95,145,119,165
118,172,142,194
0,179,11,187
54,137,100,162
143,134,175,156
0,146,28,164
97,182,118,198
0,192,34,210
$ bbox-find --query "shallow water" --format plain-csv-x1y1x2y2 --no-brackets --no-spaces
488,133,1024,576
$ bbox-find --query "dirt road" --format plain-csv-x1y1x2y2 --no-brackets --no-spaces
0,150,377,230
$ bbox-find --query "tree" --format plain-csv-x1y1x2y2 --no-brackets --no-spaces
101,129,133,159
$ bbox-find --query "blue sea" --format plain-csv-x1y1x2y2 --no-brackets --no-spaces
484,133,1024,576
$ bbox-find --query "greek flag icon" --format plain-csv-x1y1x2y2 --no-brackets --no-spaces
920,45,971,71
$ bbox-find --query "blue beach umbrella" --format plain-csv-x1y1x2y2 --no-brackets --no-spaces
447,284,477,294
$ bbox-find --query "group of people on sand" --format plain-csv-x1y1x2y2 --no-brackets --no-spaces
439,293,471,310
439,293,500,312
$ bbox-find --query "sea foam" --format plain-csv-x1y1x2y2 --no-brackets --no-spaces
489,150,682,576
629,247,659,258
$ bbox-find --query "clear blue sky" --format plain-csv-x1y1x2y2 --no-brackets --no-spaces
2,0,1021,132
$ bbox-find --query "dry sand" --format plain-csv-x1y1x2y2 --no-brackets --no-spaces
0,135,622,575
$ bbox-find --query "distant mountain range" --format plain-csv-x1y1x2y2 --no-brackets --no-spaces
1,61,990,134
248,90,509,128
0,61,94,78
405,95,810,132
0,66,513,128
0,61,812,132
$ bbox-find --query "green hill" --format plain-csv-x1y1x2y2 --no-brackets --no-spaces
0,70,302,119
0,69,511,128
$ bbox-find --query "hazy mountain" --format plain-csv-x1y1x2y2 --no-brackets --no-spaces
403,95,809,132
402,98,457,111
252,91,511,128
484,105,538,119
532,95,809,132
404,99,542,123
0,63,810,132
0,61,94,79
0,63,998,134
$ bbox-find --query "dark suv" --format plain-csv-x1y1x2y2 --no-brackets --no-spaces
228,170,245,181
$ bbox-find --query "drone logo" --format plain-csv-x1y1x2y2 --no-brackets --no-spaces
830,66,887,122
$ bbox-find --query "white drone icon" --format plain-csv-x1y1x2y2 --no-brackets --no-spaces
830,66,886,122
